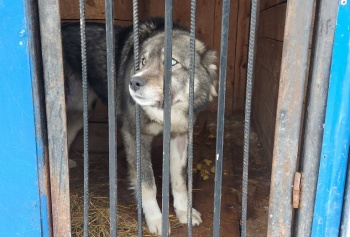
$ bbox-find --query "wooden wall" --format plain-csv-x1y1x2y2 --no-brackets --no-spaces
59,0,251,113
252,0,287,164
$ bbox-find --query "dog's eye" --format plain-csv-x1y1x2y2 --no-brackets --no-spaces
141,57,146,66
172,58,178,66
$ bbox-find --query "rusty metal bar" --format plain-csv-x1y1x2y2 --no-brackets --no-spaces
293,0,338,236
37,0,71,235
267,0,315,236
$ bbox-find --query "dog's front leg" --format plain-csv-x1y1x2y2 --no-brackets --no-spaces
121,126,167,235
170,134,202,226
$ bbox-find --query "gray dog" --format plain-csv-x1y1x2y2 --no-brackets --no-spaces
62,18,217,235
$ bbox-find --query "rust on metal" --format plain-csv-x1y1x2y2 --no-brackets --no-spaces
293,172,302,208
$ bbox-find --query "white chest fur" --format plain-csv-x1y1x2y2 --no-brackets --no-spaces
143,106,189,135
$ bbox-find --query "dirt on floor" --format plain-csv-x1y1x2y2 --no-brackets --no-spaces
69,103,270,237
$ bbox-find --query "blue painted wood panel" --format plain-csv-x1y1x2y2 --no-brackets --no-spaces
0,0,50,236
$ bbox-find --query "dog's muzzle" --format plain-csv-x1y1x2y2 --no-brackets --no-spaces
129,76,146,92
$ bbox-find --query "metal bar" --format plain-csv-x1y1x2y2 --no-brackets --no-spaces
293,0,338,236
37,0,72,235
340,158,350,237
187,0,196,236
162,0,173,235
0,0,52,235
267,0,314,235
311,2,350,235
105,0,118,235
212,0,231,236
241,0,259,236
132,1,143,236
78,0,90,236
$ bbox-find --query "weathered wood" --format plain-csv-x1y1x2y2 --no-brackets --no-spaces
38,0,71,235
260,0,287,11
60,0,133,20
252,2,286,163
259,3,287,41
232,0,251,113
256,37,283,79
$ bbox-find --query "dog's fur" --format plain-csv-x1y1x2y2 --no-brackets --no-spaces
62,18,217,235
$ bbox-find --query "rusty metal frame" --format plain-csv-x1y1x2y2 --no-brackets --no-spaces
293,0,338,235
267,0,315,236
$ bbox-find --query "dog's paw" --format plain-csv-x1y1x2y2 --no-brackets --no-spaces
175,207,202,226
145,216,171,236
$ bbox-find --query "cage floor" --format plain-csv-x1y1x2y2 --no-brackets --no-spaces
69,102,270,237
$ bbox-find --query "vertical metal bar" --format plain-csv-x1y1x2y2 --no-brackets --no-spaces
311,2,350,235
162,0,173,236
241,0,259,236
187,0,196,236
212,0,230,236
340,158,350,237
78,0,90,236
105,0,118,236
37,0,72,235
267,0,314,235
294,0,338,236
132,1,143,236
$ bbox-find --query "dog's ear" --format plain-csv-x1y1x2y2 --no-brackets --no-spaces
199,45,218,101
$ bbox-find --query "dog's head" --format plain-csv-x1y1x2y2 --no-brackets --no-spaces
128,28,217,114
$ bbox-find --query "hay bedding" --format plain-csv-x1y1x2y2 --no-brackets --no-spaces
70,191,182,236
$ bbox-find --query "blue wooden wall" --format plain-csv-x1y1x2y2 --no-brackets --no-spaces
0,0,50,236
312,1,350,236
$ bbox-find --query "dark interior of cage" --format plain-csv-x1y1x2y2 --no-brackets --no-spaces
62,1,286,236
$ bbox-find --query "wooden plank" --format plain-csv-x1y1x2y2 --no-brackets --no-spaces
60,0,133,20
259,3,287,41
260,0,286,11
254,63,279,116
38,0,71,235
256,37,284,78
232,0,251,113
140,0,216,49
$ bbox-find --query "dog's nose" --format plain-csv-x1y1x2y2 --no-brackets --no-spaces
129,76,146,92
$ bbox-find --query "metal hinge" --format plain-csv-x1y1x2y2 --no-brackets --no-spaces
292,172,302,208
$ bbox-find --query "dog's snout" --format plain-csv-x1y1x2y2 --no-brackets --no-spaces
130,76,146,91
